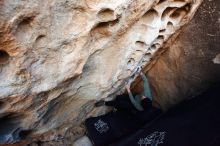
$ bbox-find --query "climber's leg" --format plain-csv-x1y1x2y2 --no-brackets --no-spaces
95,94,130,108
105,100,135,111
104,100,117,107
95,97,133,111
95,94,135,110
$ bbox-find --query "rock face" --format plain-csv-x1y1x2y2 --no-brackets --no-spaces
133,0,220,110
0,0,202,145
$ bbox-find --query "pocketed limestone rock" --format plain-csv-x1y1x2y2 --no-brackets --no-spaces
133,0,220,110
0,0,202,144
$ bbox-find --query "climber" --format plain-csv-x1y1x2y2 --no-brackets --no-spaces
114,82,220,146
85,70,162,146
94,70,157,114
125,71,153,111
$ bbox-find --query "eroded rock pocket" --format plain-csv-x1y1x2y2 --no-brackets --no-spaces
0,50,10,65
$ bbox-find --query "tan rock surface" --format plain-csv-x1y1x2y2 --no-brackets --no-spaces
0,0,202,145
133,0,220,110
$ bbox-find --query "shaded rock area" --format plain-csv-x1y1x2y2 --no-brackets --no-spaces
0,0,206,145
134,0,220,110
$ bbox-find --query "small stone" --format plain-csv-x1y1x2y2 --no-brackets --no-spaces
72,136,93,146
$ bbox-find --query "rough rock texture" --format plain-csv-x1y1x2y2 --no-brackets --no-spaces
133,0,220,110
0,0,202,145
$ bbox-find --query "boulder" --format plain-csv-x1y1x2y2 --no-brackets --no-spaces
133,0,220,110
0,0,203,145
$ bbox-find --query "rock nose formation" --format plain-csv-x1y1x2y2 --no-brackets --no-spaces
0,0,204,145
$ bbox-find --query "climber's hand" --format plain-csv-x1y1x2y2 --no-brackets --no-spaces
136,66,142,74
125,84,131,92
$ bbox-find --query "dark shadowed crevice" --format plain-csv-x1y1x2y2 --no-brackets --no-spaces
0,112,26,144
0,50,10,65
19,130,33,139
0,101,6,110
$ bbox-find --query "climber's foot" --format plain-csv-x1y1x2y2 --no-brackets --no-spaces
95,100,105,107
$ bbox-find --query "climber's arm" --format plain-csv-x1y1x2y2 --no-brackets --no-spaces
140,72,152,101
126,84,141,110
